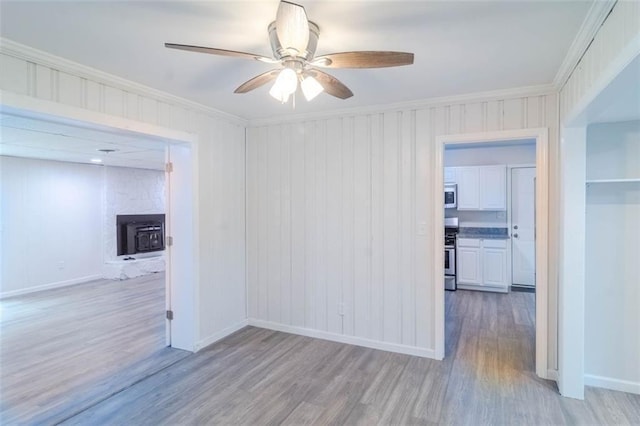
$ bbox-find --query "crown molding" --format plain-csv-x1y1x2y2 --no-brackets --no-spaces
0,37,248,126
553,0,617,90
248,83,556,127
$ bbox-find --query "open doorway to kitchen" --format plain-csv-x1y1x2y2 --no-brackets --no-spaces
434,129,551,384
0,100,196,424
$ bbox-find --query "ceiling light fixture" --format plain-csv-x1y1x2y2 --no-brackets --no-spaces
166,1,414,105
269,68,299,103
90,158,103,163
300,75,324,101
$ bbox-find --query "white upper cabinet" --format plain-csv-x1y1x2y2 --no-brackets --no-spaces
480,166,507,210
457,167,480,209
444,167,457,184
456,165,506,211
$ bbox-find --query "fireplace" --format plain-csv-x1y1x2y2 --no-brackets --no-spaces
116,214,165,256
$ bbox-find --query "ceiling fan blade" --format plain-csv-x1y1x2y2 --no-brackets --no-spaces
312,51,414,69
165,43,276,63
234,69,281,94
308,70,353,99
276,1,309,56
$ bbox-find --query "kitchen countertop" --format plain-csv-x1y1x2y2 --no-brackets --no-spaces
457,227,510,240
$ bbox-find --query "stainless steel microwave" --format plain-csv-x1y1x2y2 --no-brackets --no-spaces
444,184,457,209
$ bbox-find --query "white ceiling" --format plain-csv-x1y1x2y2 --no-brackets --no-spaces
0,113,167,170
0,1,591,120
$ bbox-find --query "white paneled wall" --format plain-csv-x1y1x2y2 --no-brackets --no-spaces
0,156,104,297
560,1,640,123
0,40,247,347
247,94,559,359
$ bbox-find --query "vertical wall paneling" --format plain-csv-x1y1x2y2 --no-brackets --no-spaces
464,102,483,133
370,113,385,342
325,118,343,334
246,128,259,320
352,115,371,338
57,72,83,108
290,123,306,327
400,110,415,346
382,112,401,343
280,124,292,326
257,127,269,321
414,108,431,349
0,54,28,94
35,64,52,100
560,1,639,122
266,125,282,323
303,121,317,329
342,117,355,336
246,92,558,359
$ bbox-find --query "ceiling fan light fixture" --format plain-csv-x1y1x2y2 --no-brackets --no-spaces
270,68,298,103
301,75,324,101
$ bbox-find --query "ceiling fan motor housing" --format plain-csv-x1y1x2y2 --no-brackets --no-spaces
268,20,319,61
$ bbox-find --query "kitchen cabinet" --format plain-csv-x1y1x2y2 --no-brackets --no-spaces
444,167,457,184
457,238,508,292
456,165,506,211
457,239,481,285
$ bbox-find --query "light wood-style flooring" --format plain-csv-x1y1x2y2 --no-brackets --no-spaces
3,281,640,424
0,273,189,424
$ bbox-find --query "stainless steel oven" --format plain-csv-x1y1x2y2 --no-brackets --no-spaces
444,217,458,291
445,245,455,276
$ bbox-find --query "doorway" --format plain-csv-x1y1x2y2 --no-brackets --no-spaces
0,99,198,421
434,128,550,380
0,99,197,350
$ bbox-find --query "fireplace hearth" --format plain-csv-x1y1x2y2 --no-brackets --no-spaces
116,214,165,256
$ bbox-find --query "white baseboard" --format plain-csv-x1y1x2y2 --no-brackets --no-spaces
585,374,640,395
546,369,559,381
0,274,102,299
248,319,436,359
194,319,249,352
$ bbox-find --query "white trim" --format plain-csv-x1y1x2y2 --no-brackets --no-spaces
249,84,555,127
248,319,436,359
194,319,249,352
0,90,197,144
0,274,102,299
585,374,640,395
434,128,549,380
553,0,617,89
547,369,559,381
562,32,640,126
0,37,247,126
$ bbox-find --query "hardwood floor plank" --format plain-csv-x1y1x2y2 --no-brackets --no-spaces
4,284,640,425
0,273,190,425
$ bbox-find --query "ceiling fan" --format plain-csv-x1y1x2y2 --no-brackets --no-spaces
165,0,414,103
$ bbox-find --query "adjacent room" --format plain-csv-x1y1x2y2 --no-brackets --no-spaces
0,0,638,424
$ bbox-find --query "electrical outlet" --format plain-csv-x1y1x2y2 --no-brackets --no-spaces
417,222,427,236
57,261,65,270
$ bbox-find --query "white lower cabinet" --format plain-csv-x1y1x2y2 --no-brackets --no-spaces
457,238,508,292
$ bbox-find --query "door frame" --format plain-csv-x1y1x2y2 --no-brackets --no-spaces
0,91,199,351
433,128,550,380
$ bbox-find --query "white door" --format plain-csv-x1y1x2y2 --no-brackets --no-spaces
166,143,196,351
511,167,536,287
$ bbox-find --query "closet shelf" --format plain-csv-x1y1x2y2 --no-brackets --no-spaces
586,178,640,184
